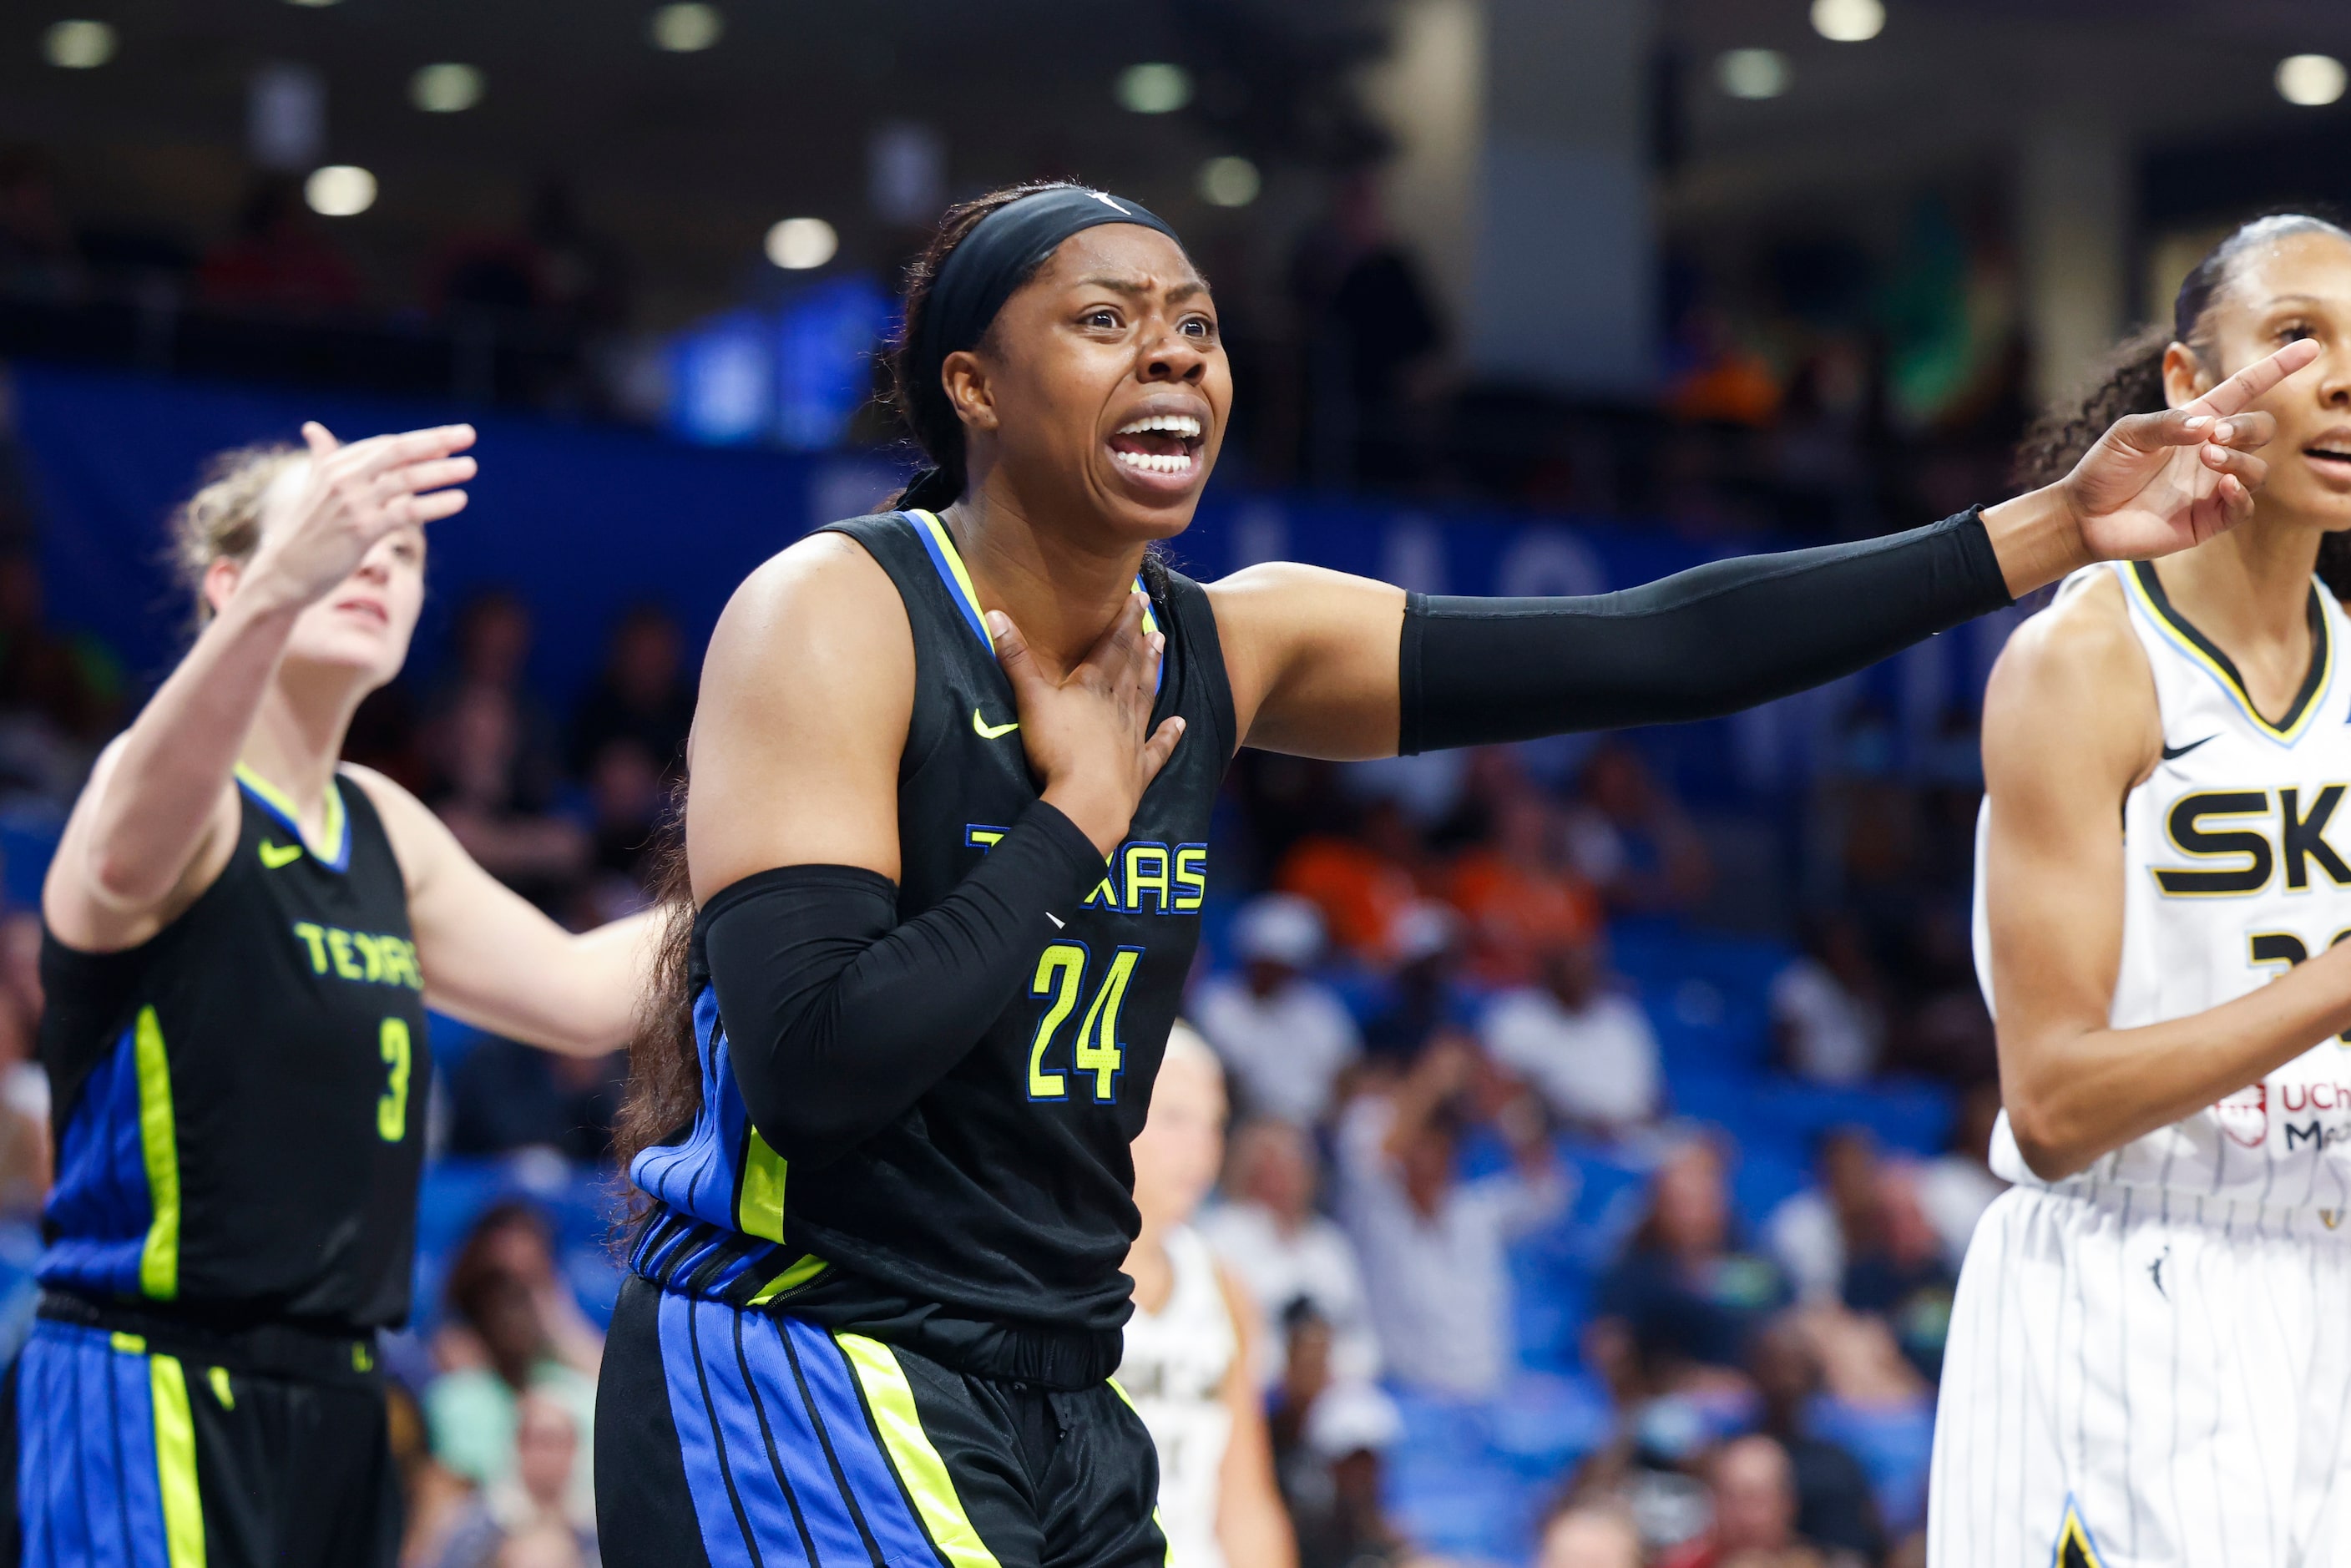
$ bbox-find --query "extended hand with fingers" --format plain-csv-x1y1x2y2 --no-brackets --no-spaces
244,422,477,610
989,590,1186,855
2061,337,2320,561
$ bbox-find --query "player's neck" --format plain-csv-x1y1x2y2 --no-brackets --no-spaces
241,668,365,820
2154,522,2323,669
946,482,1151,679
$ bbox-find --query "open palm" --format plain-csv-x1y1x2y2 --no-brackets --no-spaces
2063,338,2318,561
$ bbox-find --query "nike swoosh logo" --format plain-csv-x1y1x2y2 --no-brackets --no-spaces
258,839,303,869
973,708,1019,740
1046,912,1065,929
2161,735,2216,761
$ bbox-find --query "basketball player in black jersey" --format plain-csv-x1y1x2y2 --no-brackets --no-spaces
596,183,2314,1568
3,424,660,1568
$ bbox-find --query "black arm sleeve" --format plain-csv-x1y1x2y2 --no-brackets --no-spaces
700,801,1105,1169
1398,506,2012,753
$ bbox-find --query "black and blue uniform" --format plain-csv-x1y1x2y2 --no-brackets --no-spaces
599,510,1235,1568
3,770,428,1568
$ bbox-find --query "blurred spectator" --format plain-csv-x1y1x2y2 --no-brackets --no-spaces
1764,1128,1880,1308
0,988,48,1222
0,149,80,299
0,550,124,798
1914,1080,2005,1269
423,590,586,905
1193,896,1361,1126
1444,788,1602,989
1360,902,1468,1064
197,178,361,315
1772,915,1886,1086
446,1039,627,1163
1748,1316,1883,1562
1565,741,1713,919
432,1391,599,1568
1658,1435,1825,1568
1838,1161,1956,1381
429,591,564,802
1535,1505,1643,1568
1289,173,1446,487
427,685,590,906
1201,1118,1382,1388
490,1520,590,1568
576,740,665,919
425,1204,600,1510
1267,1303,1407,1568
1479,934,1661,1136
1595,1139,1786,1380
568,604,694,780
1337,1040,1565,1398
1273,797,1426,964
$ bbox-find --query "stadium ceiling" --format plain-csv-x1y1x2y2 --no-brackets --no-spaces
1665,0,2351,226
6,1,2351,326
0,0,1386,325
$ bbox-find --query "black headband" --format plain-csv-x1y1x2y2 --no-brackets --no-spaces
912,185,1181,387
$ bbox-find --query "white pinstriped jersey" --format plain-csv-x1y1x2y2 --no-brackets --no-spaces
1116,1225,1236,1568
1973,559,2351,1212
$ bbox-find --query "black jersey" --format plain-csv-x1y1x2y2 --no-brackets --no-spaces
629,509,1235,1384
37,769,430,1331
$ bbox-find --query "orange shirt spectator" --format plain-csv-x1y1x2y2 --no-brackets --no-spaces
1443,793,1601,987
1277,834,1419,962
1275,798,1431,964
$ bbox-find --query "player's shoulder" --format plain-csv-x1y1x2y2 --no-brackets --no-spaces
710,527,910,670
1984,566,2158,773
1990,568,2147,708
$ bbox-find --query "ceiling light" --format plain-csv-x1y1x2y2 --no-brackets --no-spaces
765,217,837,271
409,63,483,114
650,3,722,53
1716,48,1790,100
305,164,377,218
1116,63,1192,115
2277,53,2347,108
1198,156,1261,208
43,19,115,68
1811,0,1885,43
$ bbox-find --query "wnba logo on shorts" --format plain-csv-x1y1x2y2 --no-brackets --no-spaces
2212,1082,2268,1148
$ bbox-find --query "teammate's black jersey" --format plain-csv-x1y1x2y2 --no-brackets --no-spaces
37,769,430,1331
629,510,1234,1383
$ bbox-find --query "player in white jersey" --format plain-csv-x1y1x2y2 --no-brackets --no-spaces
1934,215,2351,1567
1120,1024,1293,1568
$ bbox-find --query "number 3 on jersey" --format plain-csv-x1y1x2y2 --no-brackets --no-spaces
377,1017,412,1140
1028,942,1141,1101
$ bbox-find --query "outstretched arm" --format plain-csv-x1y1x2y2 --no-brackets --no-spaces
351,767,657,1056
44,422,474,952
1982,574,2351,1181
1211,339,2318,761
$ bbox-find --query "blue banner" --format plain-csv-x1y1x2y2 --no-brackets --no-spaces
6,361,2010,792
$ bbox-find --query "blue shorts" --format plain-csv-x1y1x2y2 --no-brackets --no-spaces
596,1275,1170,1568
0,1313,397,1568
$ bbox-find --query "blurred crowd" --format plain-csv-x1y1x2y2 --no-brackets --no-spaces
0,140,2031,536
0,531,2011,1563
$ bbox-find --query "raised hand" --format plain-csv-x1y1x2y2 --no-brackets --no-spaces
2060,337,2319,563
989,590,1186,854
243,422,475,609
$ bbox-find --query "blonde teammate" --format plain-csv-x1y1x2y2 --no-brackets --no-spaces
1119,1024,1293,1568
1935,215,2351,1565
